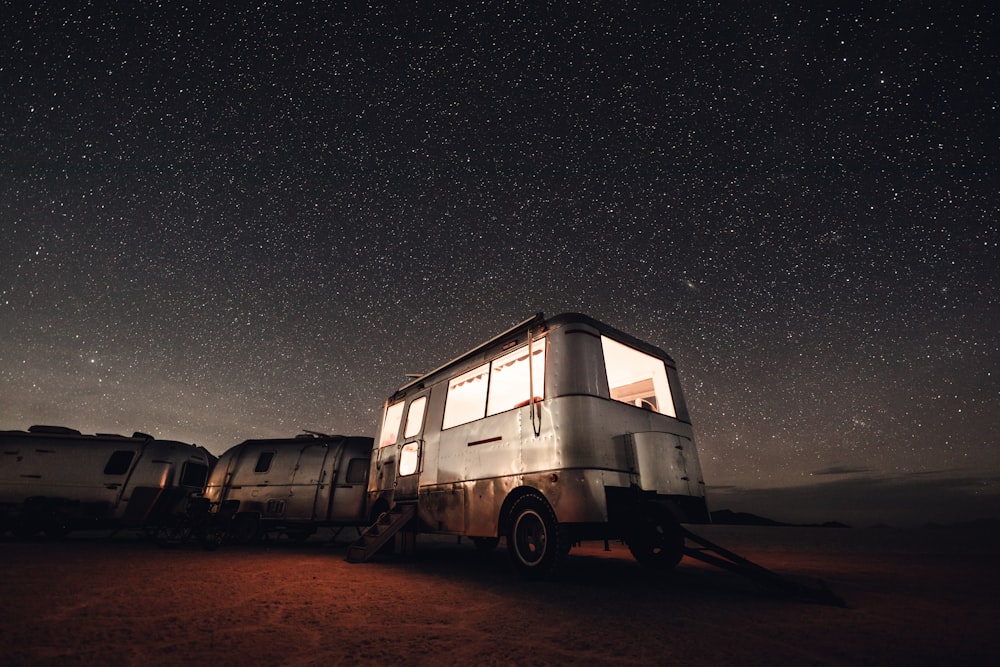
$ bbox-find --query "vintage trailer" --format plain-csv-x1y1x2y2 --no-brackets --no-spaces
358,312,710,576
0,425,215,537
203,432,373,542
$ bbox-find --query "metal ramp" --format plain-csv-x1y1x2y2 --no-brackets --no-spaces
681,527,846,607
346,504,417,563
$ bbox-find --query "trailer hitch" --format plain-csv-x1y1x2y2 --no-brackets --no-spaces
681,527,846,607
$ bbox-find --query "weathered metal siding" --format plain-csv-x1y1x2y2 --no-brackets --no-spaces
0,430,213,524
370,312,708,539
205,437,371,525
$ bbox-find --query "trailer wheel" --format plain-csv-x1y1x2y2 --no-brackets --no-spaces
626,503,684,570
507,493,565,578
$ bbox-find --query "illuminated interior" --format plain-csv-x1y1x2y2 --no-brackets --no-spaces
443,339,547,429
403,396,427,438
487,341,546,416
442,363,490,429
601,336,676,417
398,442,420,476
379,401,405,448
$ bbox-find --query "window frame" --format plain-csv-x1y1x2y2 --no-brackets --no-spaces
442,338,546,430
253,451,275,473
601,335,677,418
103,450,135,475
378,401,406,449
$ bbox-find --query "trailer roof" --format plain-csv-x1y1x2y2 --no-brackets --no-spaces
391,312,675,398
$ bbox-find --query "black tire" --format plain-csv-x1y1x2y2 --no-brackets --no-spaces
626,503,685,570
507,493,565,578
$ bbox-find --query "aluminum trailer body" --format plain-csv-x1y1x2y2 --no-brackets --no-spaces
0,425,215,537
364,312,709,575
203,433,373,542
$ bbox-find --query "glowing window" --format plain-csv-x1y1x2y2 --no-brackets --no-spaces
601,336,676,418
442,363,489,429
404,396,427,438
378,401,405,448
398,442,420,476
486,340,546,416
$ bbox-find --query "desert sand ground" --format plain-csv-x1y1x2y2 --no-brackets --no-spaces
2,524,997,666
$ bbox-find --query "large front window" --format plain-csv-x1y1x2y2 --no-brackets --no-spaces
601,336,676,417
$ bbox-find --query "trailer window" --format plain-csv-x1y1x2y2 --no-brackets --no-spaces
398,442,420,476
346,458,368,484
103,450,135,475
487,339,546,416
442,363,490,429
254,452,274,473
180,462,209,488
443,340,547,429
404,396,427,438
601,336,676,417
379,401,405,448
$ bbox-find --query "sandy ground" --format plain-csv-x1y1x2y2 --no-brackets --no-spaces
2,524,998,666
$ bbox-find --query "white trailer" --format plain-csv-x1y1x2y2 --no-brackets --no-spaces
351,312,710,576
203,433,373,542
0,425,215,537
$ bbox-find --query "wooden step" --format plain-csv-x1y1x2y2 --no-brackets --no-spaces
345,504,416,563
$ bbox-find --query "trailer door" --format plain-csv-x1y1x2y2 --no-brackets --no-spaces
393,394,428,502
287,443,332,521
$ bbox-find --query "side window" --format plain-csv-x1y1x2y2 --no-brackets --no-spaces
379,401,405,448
180,462,209,488
443,339,547,429
345,458,368,484
104,450,135,475
601,336,676,417
403,396,427,438
442,363,489,429
487,339,546,416
398,442,420,476
254,452,274,473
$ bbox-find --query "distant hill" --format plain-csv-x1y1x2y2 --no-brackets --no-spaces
711,509,850,528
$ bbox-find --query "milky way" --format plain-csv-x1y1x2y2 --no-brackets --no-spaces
2,3,996,524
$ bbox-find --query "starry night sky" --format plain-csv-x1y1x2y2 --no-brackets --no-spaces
2,2,997,526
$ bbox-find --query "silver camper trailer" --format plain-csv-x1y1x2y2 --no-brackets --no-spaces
352,312,710,576
203,433,373,542
0,425,215,538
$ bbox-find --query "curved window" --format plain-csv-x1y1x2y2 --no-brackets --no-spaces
404,396,427,438
398,442,420,476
